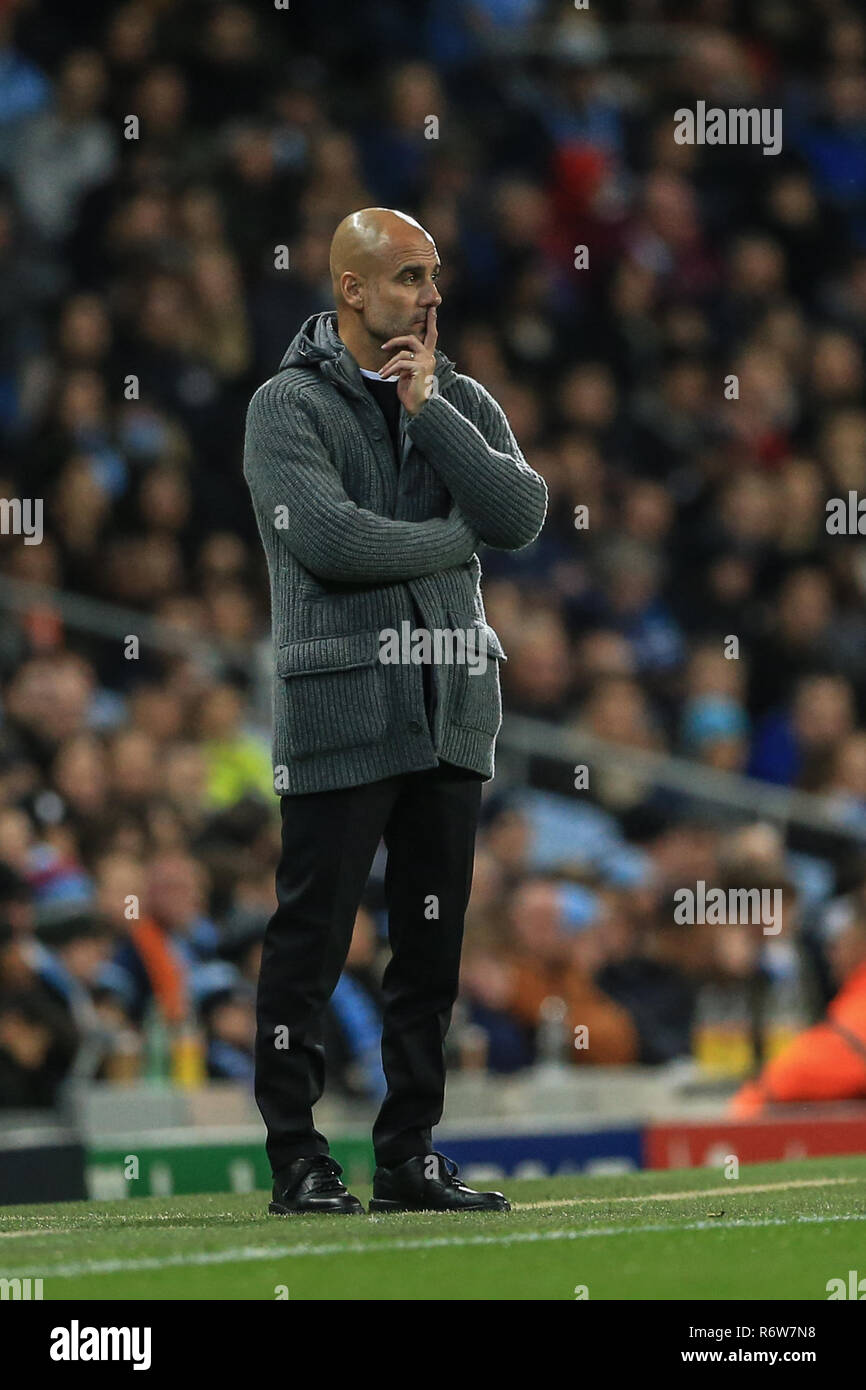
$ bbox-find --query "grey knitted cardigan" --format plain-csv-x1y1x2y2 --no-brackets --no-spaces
243,309,547,795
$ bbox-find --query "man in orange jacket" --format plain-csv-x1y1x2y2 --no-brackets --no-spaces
729,908,866,1116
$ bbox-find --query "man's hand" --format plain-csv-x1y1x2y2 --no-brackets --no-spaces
0,1011,51,1069
378,305,438,416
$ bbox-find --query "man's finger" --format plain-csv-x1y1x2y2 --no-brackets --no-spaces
423,305,437,350
379,359,419,378
380,334,425,352
378,351,416,376
379,348,423,371
379,349,431,376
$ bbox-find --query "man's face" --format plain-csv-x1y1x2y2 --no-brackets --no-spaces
147,857,203,929
358,237,442,344
63,935,110,982
828,924,866,986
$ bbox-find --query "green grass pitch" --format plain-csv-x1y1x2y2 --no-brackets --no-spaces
2,1154,865,1300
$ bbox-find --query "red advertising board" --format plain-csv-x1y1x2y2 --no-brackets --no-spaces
646,1110,866,1169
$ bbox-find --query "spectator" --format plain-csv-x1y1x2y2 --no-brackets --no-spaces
729,905,866,1114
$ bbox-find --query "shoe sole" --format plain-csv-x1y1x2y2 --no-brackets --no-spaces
368,1197,510,1214
268,1201,365,1216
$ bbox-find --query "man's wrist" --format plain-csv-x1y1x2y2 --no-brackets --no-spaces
405,390,439,421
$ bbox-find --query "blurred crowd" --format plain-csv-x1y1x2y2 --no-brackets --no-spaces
3,0,866,1109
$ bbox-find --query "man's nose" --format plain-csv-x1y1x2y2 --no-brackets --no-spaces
421,286,442,307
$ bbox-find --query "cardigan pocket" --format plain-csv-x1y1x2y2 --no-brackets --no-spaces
446,611,507,737
277,631,387,759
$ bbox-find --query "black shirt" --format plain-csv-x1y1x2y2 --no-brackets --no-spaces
362,370,440,731
361,372,401,462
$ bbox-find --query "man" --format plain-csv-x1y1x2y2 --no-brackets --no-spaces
728,904,866,1116
243,208,547,1214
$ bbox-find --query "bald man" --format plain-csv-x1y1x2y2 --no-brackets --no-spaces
243,208,547,1215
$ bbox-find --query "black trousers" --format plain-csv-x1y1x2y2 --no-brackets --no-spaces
254,758,483,1174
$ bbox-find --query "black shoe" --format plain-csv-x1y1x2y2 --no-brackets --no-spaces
369,1151,510,1213
268,1155,365,1215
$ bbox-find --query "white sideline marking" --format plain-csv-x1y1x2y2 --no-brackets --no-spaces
0,1173,857,1242
512,1175,860,1210
8,1210,866,1279
0,1227,70,1239
2,1173,854,1239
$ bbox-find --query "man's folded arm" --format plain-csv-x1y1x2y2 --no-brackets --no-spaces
405,381,548,550
243,380,478,583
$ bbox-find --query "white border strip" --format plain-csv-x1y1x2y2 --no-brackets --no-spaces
6,1211,866,1280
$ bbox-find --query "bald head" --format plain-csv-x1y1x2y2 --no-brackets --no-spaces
329,208,434,302
327,207,442,369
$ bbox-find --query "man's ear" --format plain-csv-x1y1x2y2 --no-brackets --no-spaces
340,271,364,310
